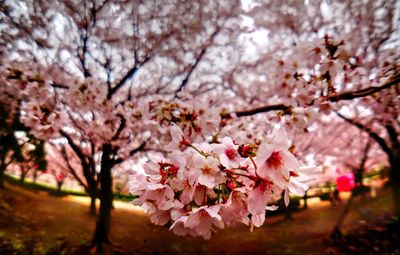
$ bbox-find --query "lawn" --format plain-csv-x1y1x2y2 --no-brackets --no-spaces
0,182,394,254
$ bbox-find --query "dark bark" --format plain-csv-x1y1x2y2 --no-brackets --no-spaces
86,173,99,214
107,55,153,100
0,163,5,190
59,135,100,214
389,157,400,216
57,181,63,193
303,190,308,209
20,172,25,184
33,170,37,184
353,170,363,188
19,166,26,184
0,153,6,189
90,193,97,215
337,115,400,215
331,140,371,239
353,139,371,194
391,181,400,216
331,195,354,240
92,144,114,253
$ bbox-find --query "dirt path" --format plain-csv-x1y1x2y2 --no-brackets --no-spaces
0,182,393,254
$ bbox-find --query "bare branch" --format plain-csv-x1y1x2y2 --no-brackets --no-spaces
174,27,221,96
107,55,153,100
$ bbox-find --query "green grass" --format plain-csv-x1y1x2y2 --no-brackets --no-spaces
5,174,136,201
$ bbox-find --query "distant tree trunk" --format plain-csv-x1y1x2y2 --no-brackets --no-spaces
331,195,354,240
92,144,114,253
331,140,371,240
0,153,7,190
389,156,400,216
303,190,308,209
90,193,97,215
0,162,5,190
57,181,63,193
353,168,363,190
19,166,26,184
20,172,25,184
33,170,38,184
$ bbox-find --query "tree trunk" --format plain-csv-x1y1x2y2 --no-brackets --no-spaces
33,170,37,184
90,193,97,215
331,194,354,240
391,182,400,216
92,144,113,253
354,169,363,189
57,181,63,193
389,157,400,216
0,163,5,190
303,190,308,209
20,168,26,184
0,154,7,190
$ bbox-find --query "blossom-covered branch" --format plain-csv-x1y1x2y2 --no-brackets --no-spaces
229,74,400,118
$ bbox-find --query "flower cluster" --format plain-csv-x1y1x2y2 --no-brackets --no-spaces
139,98,221,141
130,125,319,239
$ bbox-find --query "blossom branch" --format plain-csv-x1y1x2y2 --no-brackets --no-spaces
228,74,400,118
336,112,393,156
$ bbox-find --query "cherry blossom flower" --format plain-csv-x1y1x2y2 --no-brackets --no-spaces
183,205,224,240
165,124,191,151
130,125,316,239
213,137,243,169
255,129,300,190
189,154,225,189
219,191,249,226
247,180,280,228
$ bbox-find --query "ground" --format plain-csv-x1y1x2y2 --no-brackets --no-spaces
0,182,396,254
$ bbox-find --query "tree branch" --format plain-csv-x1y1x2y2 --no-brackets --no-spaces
112,114,126,140
60,130,90,169
59,144,88,190
113,141,146,165
174,27,220,97
50,82,69,89
385,123,400,151
329,74,400,102
232,104,290,118
229,74,400,118
336,112,393,157
107,55,152,100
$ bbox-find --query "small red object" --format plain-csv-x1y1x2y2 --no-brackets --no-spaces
336,174,355,192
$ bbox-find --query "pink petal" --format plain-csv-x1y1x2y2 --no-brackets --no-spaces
199,174,216,188
251,213,265,227
284,188,290,206
282,151,300,171
255,143,273,167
